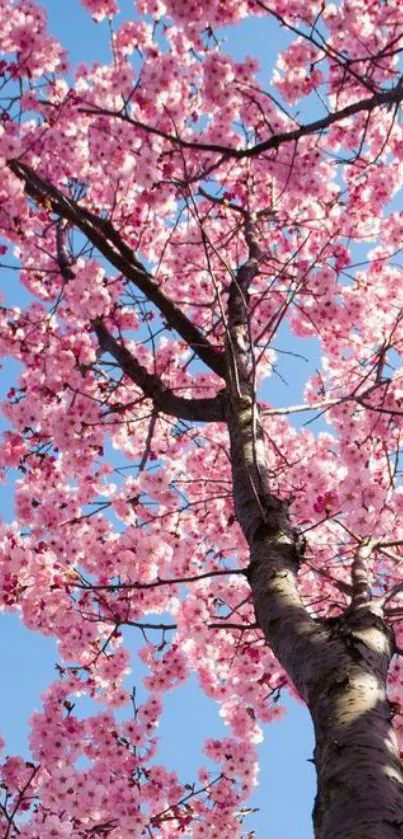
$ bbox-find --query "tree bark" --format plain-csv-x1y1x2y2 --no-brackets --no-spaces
309,606,403,839
235,431,403,838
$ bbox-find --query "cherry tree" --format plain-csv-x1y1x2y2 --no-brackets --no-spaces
1,0,403,836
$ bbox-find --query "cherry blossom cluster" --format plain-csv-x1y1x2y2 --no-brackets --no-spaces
0,0,402,835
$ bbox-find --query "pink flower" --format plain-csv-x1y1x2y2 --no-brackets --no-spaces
313,491,339,515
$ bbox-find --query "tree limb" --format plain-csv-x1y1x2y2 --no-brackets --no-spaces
78,80,403,160
8,159,226,380
54,221,225,423
350,537,376,611
93,319,225,422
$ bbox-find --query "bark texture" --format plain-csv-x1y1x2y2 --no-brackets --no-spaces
309,606,403,839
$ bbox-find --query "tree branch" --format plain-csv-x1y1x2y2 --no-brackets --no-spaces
8,159,226,380
78,80,403,160
93,319,225,422
74,567,246,591
54,221,225,423
350,537,376,611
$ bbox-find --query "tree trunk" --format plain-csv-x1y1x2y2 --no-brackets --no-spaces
248,532,403,838
309,607,403,839
223,217,403,837
227,392,403,837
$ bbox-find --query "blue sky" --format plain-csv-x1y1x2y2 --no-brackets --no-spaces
0,3,318,837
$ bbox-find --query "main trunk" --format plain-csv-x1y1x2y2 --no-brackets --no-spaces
309,610,403,839
248,533,403,838
226,395,403,838
225,227,403,836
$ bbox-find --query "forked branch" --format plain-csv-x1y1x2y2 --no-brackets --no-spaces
54,221,225,423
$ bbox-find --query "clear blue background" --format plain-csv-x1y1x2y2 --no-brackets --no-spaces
0,3,317,837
